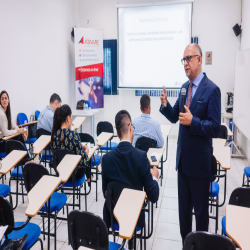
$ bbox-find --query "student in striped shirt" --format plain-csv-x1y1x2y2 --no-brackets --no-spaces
132,94,164,148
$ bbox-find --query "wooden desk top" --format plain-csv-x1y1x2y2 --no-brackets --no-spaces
71,117,86,130
32,135,51,155
18,121,38,127
221,122,233,137
25,175,61,217
96,132,113,147
213,138,227,148
213,146,231,170
226,204,250,250
160,125,172,137
88,146,98,160
56,155,81,183
2,132,21,141
114,189,146,240
0,150,27,175
147,148,165,167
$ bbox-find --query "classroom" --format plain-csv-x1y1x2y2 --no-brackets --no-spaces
0,0,250,249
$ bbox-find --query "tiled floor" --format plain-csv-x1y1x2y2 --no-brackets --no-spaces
8,136,250,249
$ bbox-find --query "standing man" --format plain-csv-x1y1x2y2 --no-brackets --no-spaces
159,44,221,243
37,93,62,132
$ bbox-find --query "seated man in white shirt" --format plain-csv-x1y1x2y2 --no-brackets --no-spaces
37,93,62,132
132,94,164,148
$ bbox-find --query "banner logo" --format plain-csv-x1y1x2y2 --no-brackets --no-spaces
79,36,99,45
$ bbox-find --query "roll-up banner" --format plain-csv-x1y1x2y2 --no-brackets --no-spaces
74,28,104,109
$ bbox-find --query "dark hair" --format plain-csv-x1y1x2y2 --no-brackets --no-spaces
51,104,72,141
0,91,12,130
115,110,131,139
140,94,150,111
50,93,61,104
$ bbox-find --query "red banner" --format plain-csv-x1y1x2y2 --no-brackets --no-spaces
75,63,103,81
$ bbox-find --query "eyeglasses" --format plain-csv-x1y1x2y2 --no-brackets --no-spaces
181,55,199,65
128,123,135,130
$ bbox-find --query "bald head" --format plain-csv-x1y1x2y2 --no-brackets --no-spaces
183,44,202,81
185,43,202,57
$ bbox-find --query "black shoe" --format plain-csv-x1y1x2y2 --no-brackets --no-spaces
1,234,28,250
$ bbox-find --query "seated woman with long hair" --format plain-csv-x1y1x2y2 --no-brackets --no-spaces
51,104,91,182
0,90,28,154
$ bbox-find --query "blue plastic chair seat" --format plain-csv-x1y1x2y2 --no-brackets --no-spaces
40,192,67,213
63,175,86,188
113,222,142,232
101,142,118,151
12,166,23,178
109,241,125,250
8,221,41,250
221,216,227,236
92,155,101,166
209,182,220,197
244,167,250,177
0,184,10,197
0,152,6,158
25,137,37,144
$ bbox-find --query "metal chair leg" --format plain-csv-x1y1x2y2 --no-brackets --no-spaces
42,217,45,240
54,214,57,250
38,238,44,250
84,182,87,211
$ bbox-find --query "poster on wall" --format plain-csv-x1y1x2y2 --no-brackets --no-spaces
74,28,104,109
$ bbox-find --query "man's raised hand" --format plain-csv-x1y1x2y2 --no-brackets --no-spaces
160,86,167,107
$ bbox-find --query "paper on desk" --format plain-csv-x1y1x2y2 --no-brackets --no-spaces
0,226,8,240
150,152,162,161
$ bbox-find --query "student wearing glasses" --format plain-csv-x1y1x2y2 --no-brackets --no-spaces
160,44,221,243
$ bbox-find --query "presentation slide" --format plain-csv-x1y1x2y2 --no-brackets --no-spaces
118,3,192,89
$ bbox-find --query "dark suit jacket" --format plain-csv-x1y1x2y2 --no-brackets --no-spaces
160,73,221,179
102,141,159,227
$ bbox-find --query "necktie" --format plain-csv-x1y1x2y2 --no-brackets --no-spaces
186,82,193,108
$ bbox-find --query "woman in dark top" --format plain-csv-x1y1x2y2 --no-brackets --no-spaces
51,104,91,181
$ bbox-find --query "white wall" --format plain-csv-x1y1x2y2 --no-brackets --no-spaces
76,0,241,136
0,0,243,141
234,0,250,161
0,0,77,122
